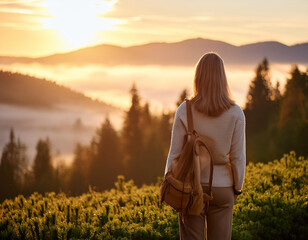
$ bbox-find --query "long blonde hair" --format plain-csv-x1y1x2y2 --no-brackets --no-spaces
191,52,235,117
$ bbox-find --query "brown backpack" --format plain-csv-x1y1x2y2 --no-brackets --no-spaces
160,99,214,222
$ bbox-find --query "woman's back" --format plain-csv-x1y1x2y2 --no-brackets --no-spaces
165,101,245,189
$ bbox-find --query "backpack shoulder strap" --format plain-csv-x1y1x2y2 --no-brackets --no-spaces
185,98,214,195
185,98,193,134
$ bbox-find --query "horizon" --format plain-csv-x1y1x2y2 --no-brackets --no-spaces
2,37,308,58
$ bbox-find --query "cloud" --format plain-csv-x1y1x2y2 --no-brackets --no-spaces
0,0,48,30
0,0,46,16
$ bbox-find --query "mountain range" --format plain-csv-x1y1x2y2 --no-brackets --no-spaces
1,38,307,66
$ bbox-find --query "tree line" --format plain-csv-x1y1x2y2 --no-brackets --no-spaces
244,59,308,163
0,83,178,201
0,59,307,201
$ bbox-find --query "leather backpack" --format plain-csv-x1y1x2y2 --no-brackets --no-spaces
160,98,214,222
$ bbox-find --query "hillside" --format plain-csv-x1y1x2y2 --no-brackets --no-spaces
0,70,119,112
0,152,307,239
1,38,308,66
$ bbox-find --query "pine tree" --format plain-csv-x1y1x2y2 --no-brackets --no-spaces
121,83,143,184
279,66,307,126
246,58,272,111
273,81,281,102
0,129,28,201
277,66,308,156
69,143,89,195
141,102,152,126
89,117,122,190
244,58,274,163
140,102,152,147
32,138,54,193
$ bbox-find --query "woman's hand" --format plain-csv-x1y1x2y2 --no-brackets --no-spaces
233,186,241,204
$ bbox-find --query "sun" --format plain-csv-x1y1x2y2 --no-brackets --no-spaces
42,0,120,48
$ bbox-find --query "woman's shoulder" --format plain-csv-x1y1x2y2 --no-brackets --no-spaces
175,101,187,119
175,101,245,122
226,103,245,122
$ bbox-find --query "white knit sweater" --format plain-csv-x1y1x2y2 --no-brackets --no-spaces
164,101,246,190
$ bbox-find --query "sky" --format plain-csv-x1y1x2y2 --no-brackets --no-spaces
0,0,308,57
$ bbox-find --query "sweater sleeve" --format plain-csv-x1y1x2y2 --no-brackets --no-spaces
164,112,187,176
229,113,246,190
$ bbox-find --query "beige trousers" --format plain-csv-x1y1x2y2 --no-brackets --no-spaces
178,186,237,240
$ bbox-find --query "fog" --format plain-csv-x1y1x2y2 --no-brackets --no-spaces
0,103,123,167
1,62,299,112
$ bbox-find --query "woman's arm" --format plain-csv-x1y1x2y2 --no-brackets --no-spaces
164,111,187,176
229,113,246,191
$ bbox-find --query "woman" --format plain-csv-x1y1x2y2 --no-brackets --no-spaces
164,52,246,240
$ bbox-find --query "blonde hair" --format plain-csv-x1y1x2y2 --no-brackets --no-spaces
191,52,235,117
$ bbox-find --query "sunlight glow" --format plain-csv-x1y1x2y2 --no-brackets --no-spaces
42,0,123,48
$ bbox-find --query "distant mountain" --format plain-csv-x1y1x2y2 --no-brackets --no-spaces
1,38,307,66
0,70,119,112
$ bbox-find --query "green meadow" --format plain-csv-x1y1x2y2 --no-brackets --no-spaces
1,152,307,240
